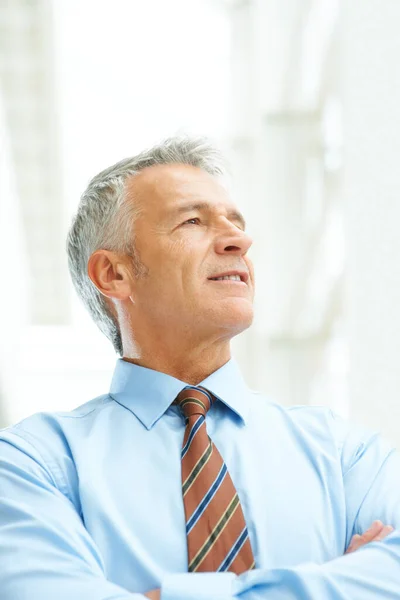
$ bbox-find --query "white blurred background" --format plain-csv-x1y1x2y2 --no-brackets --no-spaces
1,0,400,446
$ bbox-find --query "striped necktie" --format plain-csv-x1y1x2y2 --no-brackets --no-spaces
174,385,255,574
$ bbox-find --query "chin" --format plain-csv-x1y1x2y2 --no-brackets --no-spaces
229,310,254,333
205,302,254,334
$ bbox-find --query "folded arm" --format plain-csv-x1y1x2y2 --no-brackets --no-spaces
0,431,146,600
160,413,400,599
2,413,400,600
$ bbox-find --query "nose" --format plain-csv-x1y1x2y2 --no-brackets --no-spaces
214,223,253,256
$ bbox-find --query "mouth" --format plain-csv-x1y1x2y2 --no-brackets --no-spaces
207,271,249,285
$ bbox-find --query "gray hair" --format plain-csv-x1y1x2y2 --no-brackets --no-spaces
66,135,227,356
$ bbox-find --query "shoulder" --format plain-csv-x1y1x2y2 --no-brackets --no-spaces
246,390,385,467
247,389,336,432
0,393,113,445
0,394,114,505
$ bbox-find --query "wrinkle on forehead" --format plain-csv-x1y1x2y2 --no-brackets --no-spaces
125,163,229,215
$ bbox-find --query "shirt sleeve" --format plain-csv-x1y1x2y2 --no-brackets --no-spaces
161,411,400,600
0,431,145,600
234,412,400,599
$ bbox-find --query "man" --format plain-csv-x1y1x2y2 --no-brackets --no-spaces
0,136,399,599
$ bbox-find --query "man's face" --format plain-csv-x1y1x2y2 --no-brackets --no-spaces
126,163,255,340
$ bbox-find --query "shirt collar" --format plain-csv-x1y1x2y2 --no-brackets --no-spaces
109,357,250,430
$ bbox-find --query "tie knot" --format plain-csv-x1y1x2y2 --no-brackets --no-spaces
173,386,214,419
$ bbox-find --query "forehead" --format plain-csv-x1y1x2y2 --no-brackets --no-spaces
126,163,234,216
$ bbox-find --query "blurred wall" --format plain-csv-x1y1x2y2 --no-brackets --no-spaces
343,0,400,444
1,0,400,448
230,0,346,417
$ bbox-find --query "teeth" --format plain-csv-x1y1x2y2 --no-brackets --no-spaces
213,275,241,281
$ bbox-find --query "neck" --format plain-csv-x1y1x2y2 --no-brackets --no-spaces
122,337,232,385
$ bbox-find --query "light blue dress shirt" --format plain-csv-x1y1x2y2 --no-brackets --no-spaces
1,357,400,599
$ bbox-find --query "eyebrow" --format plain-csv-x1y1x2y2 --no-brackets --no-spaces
174,202,247,230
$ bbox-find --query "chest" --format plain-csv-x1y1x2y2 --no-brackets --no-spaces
75,412,346,587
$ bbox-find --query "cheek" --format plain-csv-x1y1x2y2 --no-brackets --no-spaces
147,239,190,288
150,235,207,289
167,237,200,270
169,237,187,254
145,237,186,271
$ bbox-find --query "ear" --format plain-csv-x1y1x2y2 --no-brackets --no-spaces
88,250,133,300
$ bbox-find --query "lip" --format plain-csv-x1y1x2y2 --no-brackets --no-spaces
207,271,249,284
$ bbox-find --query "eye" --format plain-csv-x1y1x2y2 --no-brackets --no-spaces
182,217,200,226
